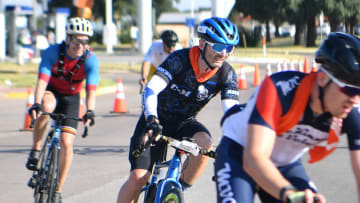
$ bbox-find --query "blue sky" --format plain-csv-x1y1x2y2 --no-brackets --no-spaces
173,0,211,11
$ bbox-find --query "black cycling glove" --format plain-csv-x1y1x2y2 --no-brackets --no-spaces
145,115,163,137
28,103,42,116
83,110,95,126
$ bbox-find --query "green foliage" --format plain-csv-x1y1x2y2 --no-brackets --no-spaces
119,30,133,44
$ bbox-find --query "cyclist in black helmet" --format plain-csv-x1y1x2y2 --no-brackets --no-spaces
139,30,182,93
215,32,360,203
117,17,240,203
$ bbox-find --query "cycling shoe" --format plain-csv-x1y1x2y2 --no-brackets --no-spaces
25,149,40,171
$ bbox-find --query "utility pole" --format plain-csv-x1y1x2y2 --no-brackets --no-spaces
0,0,5,61
105,0,113,54
32,0,37,31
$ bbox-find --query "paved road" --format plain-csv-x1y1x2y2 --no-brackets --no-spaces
0,70,357,203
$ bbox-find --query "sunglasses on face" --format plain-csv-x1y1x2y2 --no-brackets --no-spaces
205,41,234,55
70,37,89,46
321,68,360,97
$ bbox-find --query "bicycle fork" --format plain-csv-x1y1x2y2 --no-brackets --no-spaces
154,151,184,203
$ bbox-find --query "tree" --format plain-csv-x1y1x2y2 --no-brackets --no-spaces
234,0,289,43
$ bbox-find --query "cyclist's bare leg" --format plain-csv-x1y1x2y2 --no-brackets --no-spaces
32,91,56,150
117,169,151,203
57,131,75,192
181,132,212,185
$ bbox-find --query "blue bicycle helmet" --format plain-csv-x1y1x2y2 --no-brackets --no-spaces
197,17,239,46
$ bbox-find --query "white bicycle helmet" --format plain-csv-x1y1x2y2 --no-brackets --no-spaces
66,17,93,37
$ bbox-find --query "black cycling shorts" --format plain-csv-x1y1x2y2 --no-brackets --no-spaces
129,114,211,172
47,86,80,129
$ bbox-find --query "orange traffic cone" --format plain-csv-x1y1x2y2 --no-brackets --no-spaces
297,59,303,72
289,60,295,70
311,57,318,72
78,97,86,119
253,63,261,86
303,56,310,73
238,65,248,90
183,39,188,48
282,60,288,71
266,63,272,76
111,77,127,113
21,88,34,131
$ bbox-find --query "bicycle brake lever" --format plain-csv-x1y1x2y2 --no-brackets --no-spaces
82,126,88,138
29,119,35,129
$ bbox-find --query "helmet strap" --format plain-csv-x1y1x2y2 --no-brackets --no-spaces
318,80,332,113
200,44,216,70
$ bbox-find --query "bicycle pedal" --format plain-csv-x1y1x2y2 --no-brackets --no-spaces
27,177,36,188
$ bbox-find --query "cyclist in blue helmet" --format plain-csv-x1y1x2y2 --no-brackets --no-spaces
116,17,240,202
197,17,239,70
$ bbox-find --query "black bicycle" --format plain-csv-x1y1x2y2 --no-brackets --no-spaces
27,112,88,203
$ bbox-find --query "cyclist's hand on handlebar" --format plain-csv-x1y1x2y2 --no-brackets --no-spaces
83,110,95,127
139,78,147,86
144,115,163,144
286,189,326,203
28,103,43,119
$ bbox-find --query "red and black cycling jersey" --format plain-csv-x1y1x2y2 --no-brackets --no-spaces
151,47,239,123
38,42,99,95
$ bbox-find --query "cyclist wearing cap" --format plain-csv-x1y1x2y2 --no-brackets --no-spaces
117,17,240,202
26,17,99,202
139,30,182,93
215,32,360,203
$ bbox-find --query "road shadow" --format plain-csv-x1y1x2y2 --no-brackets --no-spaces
74,145,129,156
0,145,129,156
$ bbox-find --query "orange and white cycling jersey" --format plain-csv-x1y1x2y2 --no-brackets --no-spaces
221,71,360,166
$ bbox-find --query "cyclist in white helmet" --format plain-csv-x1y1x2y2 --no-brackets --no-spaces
26,17,99,203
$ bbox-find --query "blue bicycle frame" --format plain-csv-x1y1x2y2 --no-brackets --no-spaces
153,151,184,202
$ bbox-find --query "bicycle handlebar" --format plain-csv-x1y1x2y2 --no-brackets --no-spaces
286,191,319,203
132,135,216,158
29,112,88,138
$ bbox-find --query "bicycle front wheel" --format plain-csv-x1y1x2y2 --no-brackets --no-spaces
42,145,59,203
160,188,183,203
34,134,51,203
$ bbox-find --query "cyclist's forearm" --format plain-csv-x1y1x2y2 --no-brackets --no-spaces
349,150,360,202
244,124,292,200
142,75,167,119
86,90,96,111
141,61,151,79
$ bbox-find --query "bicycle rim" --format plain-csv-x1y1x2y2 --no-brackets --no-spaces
34,135,51,203
160,188,183,203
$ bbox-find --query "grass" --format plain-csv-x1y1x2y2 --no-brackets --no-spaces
0,37,321,88
0,62,136,88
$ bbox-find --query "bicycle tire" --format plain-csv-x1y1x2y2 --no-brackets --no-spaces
145,184,157,203
42,145,59,203
160,187,183,203
34,133,52,203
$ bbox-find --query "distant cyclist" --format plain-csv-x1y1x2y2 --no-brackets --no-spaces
139,30,182,93
117,17,240,203
26,17,99,203
215,32,360,203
